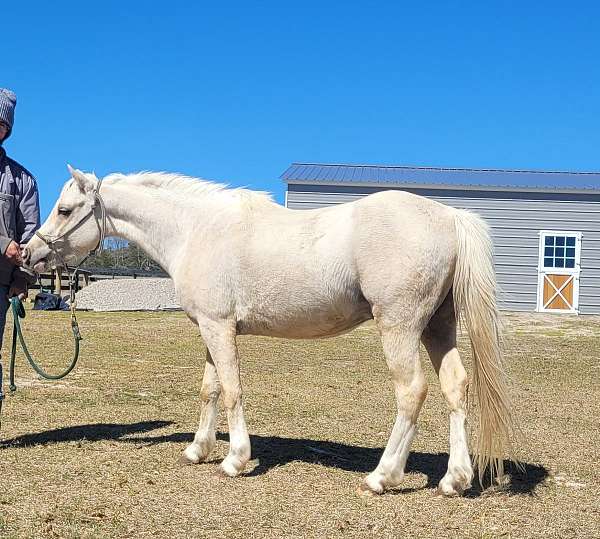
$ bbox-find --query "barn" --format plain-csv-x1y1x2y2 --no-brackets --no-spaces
282,163,600,315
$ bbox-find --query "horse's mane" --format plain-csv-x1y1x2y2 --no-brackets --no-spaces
103,171,275,206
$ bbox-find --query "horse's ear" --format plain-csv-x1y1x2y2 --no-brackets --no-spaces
67,164,95,192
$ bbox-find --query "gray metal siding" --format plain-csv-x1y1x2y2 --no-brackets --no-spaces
286,183,600,314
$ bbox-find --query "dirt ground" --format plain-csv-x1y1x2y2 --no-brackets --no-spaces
0,309,598,538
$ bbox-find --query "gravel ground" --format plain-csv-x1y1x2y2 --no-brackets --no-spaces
74,278,180,311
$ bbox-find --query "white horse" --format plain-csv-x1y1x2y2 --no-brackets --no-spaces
25,166,516,496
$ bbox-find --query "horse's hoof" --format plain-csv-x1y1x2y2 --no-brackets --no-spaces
435,484,464,497
218,456,246,477
177,454,197,466
357,481,381,497
437,474,469,497
213,466,234,479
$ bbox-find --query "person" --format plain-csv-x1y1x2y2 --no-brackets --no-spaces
0,88,41,348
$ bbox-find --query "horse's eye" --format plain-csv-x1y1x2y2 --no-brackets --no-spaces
58,208,72,216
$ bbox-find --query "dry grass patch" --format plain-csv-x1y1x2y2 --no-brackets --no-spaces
0,310,598,538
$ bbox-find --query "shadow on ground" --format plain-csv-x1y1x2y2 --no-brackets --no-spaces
0,420,172,447
0,421,547,496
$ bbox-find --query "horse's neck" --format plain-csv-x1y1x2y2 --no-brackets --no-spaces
102,183,200,276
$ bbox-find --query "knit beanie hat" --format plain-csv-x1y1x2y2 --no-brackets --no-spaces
0,89,17,141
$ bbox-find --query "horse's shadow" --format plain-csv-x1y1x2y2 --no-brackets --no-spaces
0,421,547,496
0,420,173,447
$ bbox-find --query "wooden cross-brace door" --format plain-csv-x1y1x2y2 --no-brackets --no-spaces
542,274,575,311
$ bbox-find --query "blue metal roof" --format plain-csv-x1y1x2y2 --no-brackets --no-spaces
281,163,600,192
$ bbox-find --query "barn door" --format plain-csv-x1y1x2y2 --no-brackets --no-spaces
537,231,581,314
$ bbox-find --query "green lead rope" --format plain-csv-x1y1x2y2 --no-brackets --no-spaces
8,297,82,391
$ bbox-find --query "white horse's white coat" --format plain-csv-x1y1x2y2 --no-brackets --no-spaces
26,168,516,495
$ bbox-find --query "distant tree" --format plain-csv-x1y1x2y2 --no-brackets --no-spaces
82,239,163,271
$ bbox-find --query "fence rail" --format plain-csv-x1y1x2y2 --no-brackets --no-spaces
31,267,168,295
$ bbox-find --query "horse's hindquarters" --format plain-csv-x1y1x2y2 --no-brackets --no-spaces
353,191,457,328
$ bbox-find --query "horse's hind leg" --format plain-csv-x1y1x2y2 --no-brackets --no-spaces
360,325,427,495
422,291,473,496
181,349,220,464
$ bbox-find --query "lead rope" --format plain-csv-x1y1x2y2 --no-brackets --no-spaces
0,282,84,430
8,295,82,387
8,257,90,390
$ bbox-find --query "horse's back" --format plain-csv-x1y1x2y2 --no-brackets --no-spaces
246,188,457,308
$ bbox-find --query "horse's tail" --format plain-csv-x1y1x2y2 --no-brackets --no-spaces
452,208,516,484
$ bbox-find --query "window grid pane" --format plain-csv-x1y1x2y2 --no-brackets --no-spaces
543,234,578,269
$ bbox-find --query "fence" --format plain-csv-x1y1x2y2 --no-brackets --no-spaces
32,267,168,295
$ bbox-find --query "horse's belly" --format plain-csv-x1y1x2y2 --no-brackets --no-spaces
236,297,373,339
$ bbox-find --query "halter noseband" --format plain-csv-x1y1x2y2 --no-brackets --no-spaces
35,178,107,269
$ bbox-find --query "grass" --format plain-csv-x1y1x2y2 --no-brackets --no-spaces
0,310,598,538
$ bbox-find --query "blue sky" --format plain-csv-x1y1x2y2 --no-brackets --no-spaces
4,1,600,218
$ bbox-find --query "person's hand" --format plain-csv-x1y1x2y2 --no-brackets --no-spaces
9,270,28,300
9,280,27,300
5,240,23,266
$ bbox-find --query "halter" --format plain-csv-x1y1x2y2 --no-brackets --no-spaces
34,177,107,272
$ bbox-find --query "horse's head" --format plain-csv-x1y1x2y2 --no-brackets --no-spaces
26,165,105,273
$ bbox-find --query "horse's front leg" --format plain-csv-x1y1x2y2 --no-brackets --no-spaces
180,349,221,464
198,318,251,477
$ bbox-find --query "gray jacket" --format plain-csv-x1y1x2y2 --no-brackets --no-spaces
0,147,41,285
